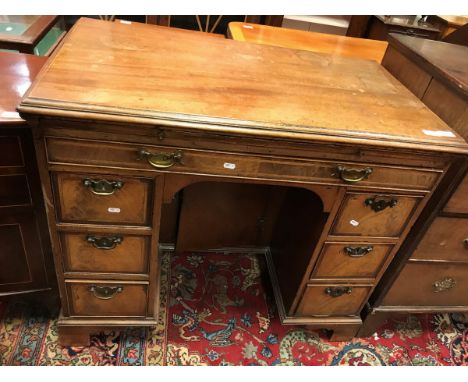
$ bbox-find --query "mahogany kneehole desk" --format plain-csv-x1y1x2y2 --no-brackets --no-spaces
18,18,468,345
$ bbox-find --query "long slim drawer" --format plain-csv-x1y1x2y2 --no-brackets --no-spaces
332,192,421,237
45,137,440,191
53,172,153,226
443,173,468,214
60,232,150,274
296,284,371,316
311,243,394,280
381,263,468,307
66,281,148,317
411,217,468,262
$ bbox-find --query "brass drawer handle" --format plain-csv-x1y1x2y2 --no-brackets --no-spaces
89,285,123,300
86,235,123,250
138,148,183,169
335,165,373,183
83,178,124,196
365,195,398,212
344,246,373,257
325,286,352,297
433,277,456,293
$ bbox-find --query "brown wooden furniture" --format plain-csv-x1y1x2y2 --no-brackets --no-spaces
146,16,283,36
366,16,440,41
359,34,468,336
0,51,56,298
428,15,468,39
227,22,388,63
442,24,468,46
0,16,66,55
18,18,468,345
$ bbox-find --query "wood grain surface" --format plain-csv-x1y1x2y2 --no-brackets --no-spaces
19,18,468,153
228,22,388,63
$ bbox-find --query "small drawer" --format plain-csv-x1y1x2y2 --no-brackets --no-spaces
54,173,153,225
60,232,150,274
312,243,394,280
66,281,148,317
444,174,468,214
411,217,468,262
46,137,440,191
296,284,371,316
332,193,421,237
381,263,468,307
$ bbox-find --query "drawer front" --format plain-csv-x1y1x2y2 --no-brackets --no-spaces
297,284,371,316
0,136,23,167
382,263,468,307
0,175,31,207
46,137,439,191
54,173,153,225
60,232,149,274
332,193,421,237
312,243,393,279
444,174,468,214
411,217,468,262
67,282,148,317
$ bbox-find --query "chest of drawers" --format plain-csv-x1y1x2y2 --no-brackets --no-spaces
358,35,468,336
18,18,468,345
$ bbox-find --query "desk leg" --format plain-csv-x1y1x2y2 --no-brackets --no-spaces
58,326,91,347
357,311,389,338
328,324,362,342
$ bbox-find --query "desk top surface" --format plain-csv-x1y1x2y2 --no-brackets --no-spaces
19,18,468,154
0,51,46,125
228,22,388,63
388,34,468,98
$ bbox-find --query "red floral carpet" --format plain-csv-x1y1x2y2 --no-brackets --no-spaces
0,251,467,365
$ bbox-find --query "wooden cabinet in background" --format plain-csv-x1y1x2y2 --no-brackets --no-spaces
359,34,468,336
366,16,440,41
0,51,56,298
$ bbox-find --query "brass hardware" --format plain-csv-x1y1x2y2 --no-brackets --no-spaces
82,178,124,196
344,246,374,257
335,165,373,183
464,238,468,250
365,195,398,212
432,277,456,293
86,235,123,250
138,148,183,169
325,286,352,297
89,285,123,300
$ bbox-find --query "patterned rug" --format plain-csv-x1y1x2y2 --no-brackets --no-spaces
0,251,467,365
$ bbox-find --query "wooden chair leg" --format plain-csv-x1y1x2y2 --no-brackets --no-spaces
357,311,389,338
329,324,361,342
58,326,91,347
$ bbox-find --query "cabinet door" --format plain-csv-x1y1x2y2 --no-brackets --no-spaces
0,212,49,294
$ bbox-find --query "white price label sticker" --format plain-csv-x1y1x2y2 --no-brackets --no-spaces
350,219,360,227
108,207,121,213
224,162,236,170
422,129,456,138
0,111,20,119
